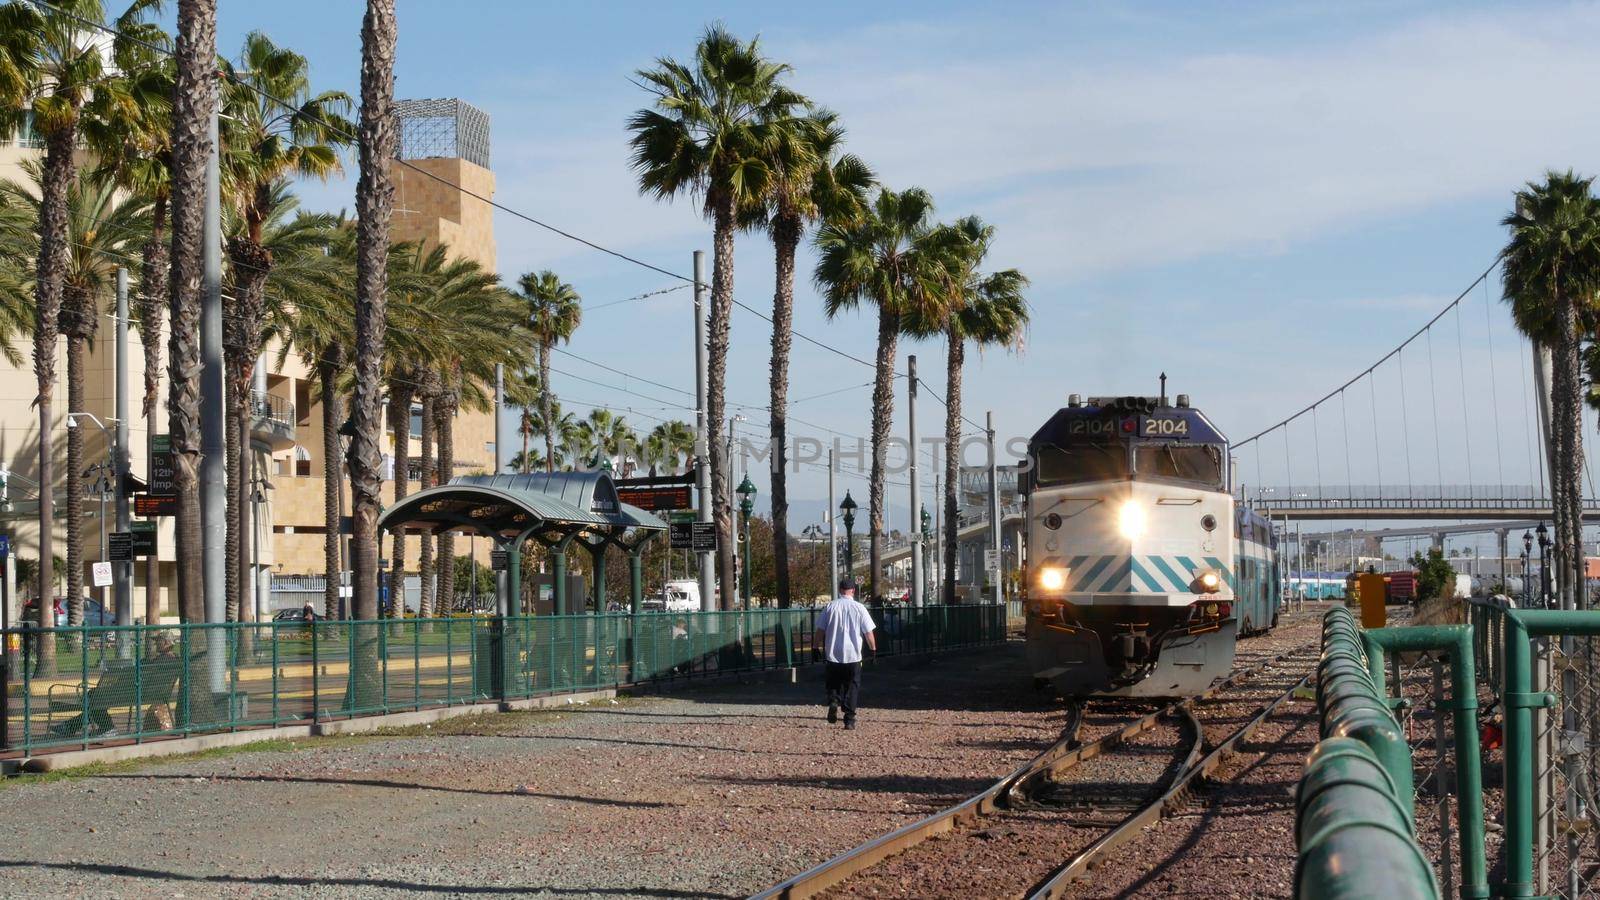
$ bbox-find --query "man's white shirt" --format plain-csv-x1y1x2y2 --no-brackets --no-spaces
817,595,876,664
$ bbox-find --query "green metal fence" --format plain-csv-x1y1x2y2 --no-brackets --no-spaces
1,604,1005,756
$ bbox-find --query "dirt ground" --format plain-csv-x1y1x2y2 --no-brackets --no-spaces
0,644,1070,899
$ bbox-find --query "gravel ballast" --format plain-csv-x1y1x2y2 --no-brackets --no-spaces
0,645,1067,899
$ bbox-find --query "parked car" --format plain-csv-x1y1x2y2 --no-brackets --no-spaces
21,597,114,627
272,608,313,623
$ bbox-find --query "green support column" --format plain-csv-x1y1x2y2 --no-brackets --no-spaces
629,547,644,613
552,548,568,615
507,543,522,615
592,542,607,612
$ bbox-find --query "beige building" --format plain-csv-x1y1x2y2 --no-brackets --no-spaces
0,98,503,624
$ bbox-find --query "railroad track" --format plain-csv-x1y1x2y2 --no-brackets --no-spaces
750,644,1317,900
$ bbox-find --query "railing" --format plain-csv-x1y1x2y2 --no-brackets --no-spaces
249,390,295,444
0,604,1006,756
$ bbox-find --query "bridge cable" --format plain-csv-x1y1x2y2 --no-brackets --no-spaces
1398,347,1414,498
1368,373,1384,500
1453,303,1476,499
1516,333,1542,496
1426,326,1445,495
1312,404,1324,500
1232,255,1502,451
1482,273,1506,490
1340,389,1354,502
1281,423,1294,507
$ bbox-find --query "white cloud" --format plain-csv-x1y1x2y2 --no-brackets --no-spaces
777,6,1600,279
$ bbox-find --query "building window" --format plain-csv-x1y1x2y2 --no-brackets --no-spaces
410,404,423,439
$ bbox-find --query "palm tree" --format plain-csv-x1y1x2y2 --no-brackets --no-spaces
0,0,152,657
514,270,581,474
628,25,807,608
645,420,696,473
502,369,540,473
926,216,1029,605
218,32,352,623
0,165,150,628
1501,170,1600,606
0,200,31,363
276,236,352,617
814,187,946,600
163,0,219,625
528,400,579,470
350,0,398,628
743,110,873,607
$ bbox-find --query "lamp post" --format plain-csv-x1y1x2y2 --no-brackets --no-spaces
1537,523,1551,609
737,474,755,608
840,491,857,574
920,504,932,602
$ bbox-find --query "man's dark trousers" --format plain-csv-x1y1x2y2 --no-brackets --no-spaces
825,661,861,724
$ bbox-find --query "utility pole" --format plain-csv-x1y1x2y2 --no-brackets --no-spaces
693,251,714,612
907,355,921,607
828,448,838,600
113,268,131,629
987,411,1002,605
494,363,504,474
933,467,941,601
201,106,226,690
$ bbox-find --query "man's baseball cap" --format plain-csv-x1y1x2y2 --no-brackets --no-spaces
838,576,858,592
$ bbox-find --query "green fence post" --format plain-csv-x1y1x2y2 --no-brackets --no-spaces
1450,626,1488,900
444,618,453,704
413,618,421,710
310,620,320,722
1502,613,1535,898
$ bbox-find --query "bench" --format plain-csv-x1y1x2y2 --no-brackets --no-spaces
46,654,190,738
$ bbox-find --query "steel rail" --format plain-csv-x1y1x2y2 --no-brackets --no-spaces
749,645,1313,900
1026,669,1315,898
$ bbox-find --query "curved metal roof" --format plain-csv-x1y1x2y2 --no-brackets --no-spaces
377,471,666,540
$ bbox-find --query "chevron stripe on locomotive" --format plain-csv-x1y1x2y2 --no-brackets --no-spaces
1022,392,1281,698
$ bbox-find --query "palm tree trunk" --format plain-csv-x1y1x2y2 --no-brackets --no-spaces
350,0,398,628
140,201,169,632
417,392,435,618
1556,295,1585,606
769,216,798,608
31,125,79,673
868,304,899,603
944,325,963,604
709,195,737,610
139,198,168,422
435,392,455,614
65,331,86,629
319,352,343,618
225,236,272,624
168,0,218,627
389,384,413,617
518,414,528,474
539,342,555,474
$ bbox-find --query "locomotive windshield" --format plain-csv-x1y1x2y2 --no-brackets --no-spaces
1034,441,1127,485
1134,443,1223,487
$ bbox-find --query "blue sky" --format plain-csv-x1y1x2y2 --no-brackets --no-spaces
200,1,1600,532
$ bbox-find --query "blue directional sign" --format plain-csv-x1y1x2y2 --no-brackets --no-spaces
0,534,9,559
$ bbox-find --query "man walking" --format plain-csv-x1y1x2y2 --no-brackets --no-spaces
815,577,876,730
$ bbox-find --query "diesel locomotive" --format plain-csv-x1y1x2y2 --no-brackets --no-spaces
1022,393,1280,698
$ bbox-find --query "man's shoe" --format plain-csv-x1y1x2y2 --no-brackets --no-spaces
843,720,856,731
827,706,838,724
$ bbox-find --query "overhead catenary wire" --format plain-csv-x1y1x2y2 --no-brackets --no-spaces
1453,302,1474,495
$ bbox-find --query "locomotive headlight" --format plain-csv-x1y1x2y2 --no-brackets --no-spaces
1117,501,1146,539
1198,570,1221,591
1038,566,1068,592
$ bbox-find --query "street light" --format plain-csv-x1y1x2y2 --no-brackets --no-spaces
1536,523,1551,608
736,474,756,607
840,491,858,573
920,504,932,600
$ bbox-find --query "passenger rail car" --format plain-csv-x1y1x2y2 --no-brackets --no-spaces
1022,393,1280,698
